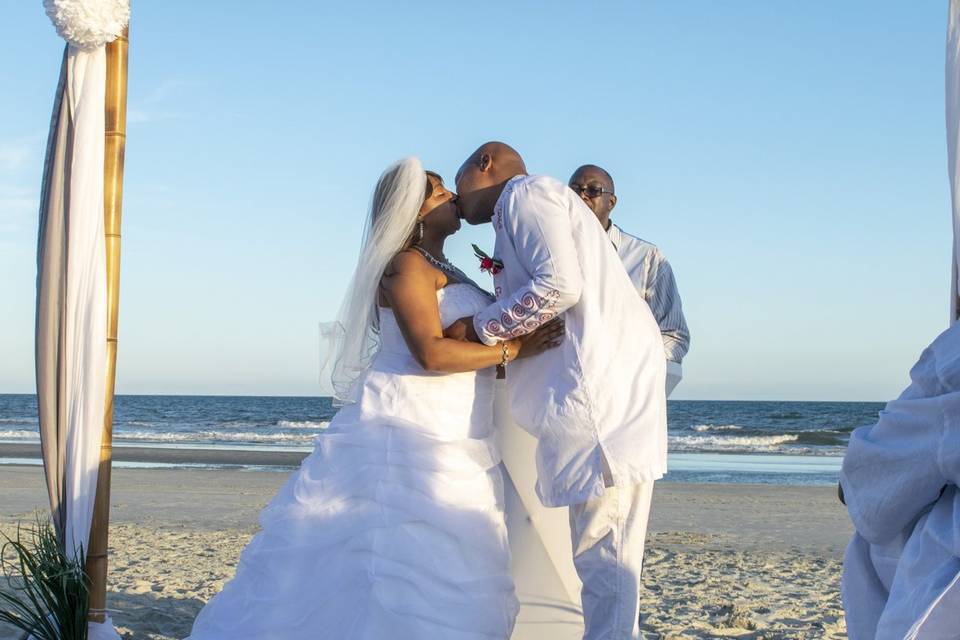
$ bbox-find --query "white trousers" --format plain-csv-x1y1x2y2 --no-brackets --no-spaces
568,481,655,640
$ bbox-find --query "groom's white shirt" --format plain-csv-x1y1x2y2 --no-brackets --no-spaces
473,175,667,507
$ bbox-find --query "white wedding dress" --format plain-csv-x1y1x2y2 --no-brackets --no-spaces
187,283,519,640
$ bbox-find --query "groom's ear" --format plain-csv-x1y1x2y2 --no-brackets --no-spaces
609,194,617,211
478,152,493,173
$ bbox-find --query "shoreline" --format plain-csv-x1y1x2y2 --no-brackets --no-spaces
0,442,309,467
0,443,844,486
0,441,844,465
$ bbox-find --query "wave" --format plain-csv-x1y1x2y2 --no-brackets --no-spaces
0,418,38,425
685,425,849,448
113,430,318,445
114,420,331,431
215,420,261,429
669,433,799,452
793,430,848,446
768,411,804,420
0,429,40,440
691,424,743,432
277,420,330,430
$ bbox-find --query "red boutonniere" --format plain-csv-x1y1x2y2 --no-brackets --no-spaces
472,244,504,275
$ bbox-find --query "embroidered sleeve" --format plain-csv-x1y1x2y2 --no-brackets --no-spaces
474,180,583,345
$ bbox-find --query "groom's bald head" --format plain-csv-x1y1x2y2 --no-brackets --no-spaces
459,142,526,178
455,141,528,225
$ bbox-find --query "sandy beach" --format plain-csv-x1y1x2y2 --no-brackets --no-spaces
0,461,852,639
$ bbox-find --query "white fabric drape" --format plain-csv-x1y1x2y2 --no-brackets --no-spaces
35,41,115,640
60,44,108,560
840,321,960,638
947,0,960,322
87,616,118,640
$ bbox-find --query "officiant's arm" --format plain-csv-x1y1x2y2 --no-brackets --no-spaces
383,251,561,372
472,184,583,346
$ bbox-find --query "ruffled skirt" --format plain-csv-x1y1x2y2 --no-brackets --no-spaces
187,406,519,639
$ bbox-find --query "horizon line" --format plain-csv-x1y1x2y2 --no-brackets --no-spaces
0,391,887,404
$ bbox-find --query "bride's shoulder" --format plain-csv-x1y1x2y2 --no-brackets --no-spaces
382,250,442,286
386,249,428,274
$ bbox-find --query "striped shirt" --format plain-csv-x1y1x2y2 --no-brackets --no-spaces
607,224,690,364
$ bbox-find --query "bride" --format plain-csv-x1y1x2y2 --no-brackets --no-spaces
186,157,563,640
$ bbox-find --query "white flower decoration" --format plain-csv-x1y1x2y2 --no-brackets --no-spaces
44,0,130,50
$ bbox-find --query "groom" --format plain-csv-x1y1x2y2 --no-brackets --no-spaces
453,142,667,639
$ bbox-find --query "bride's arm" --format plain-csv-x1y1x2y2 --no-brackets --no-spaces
383,252,557,373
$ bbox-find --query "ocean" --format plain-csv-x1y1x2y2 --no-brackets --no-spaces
0,394,883,486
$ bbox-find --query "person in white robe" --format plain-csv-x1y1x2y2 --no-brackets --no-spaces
568,165,690,397
453,142,668,640
840,321,960,639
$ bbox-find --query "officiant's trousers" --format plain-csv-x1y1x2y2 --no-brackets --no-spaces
569,481,655,640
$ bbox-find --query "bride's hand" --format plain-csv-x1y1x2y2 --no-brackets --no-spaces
514,317,565,359
444,316,481,343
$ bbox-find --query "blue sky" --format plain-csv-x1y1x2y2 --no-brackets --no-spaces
0,1,953,400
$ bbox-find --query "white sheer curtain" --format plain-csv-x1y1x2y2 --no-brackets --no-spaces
62,44,108,562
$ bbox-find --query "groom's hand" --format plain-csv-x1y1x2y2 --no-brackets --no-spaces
444,315,482,343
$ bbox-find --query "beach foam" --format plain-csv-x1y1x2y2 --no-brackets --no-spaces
0,429,39,440
112,430,319,445
691,424,744,432
669,433,799,452
276,420,330,429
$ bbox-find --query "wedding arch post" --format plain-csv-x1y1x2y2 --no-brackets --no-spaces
85,24,129,625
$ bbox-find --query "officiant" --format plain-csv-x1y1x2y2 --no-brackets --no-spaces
569,164,690,396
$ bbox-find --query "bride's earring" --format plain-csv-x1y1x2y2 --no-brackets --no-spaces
417,219,425,244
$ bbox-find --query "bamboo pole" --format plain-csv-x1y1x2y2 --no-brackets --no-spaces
86,24,129,625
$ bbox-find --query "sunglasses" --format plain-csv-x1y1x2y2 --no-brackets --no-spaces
569,184,614,198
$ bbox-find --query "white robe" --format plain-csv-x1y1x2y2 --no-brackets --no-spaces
841,321,960,639
473,175,667,508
